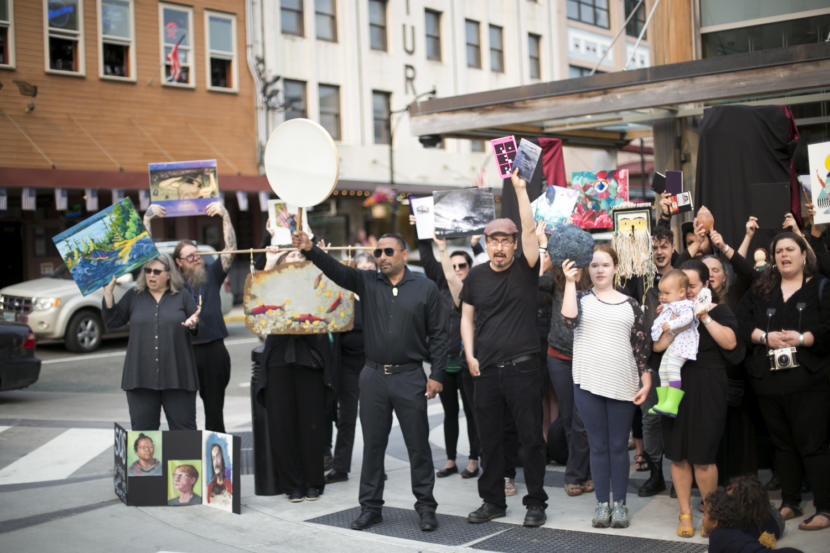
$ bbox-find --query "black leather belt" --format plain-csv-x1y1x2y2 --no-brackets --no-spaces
366,360,422,375
493,354,536,368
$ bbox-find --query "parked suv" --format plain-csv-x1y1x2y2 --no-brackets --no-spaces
0,242,232,353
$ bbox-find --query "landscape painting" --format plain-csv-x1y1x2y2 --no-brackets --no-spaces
244,261,355,335
433,188,495,238
52,197,158,296
148,159,219,217
569,169,629,230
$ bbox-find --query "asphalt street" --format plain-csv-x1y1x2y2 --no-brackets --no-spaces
0,318,823,552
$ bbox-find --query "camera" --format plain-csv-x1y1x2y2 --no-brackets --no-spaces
768,347,799,371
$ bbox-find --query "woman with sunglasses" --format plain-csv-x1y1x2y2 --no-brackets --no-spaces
103,253,200,430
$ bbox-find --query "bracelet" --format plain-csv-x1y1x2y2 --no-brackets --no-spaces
760,331,767,345
538,247,547,252
799,333,804,346
723,245,731,255
702,316,713,326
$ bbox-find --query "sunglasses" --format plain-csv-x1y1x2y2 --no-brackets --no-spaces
144,267,167,275
452,262,469,270
373,247,398,258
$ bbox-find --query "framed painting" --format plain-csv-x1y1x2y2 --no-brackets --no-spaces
148,159,219,217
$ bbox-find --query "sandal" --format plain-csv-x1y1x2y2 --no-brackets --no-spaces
677,513,694,538
564,483,583,496
780,504,804,521
634,454,649,472
798,512,830,531
581,479,595,493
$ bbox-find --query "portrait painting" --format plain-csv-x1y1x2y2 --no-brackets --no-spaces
167,460,202,506
433,188,495,238
127,431,163,478
569,169,630,229
203,432,233,511
244,260,355,335
148,159,219,217
52,197,158,296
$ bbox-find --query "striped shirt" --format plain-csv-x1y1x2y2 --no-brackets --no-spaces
566,291,649,402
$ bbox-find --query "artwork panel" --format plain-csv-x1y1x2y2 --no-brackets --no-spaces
267,200,311,246
52,197,158,296
568,170,630,230
244,260,355,335
202,432,237,513
409,195,435,240
490,136,517,178
807,141,830,225
167,459,203,506
433,188,495,238
148,159,219,217
531,185,579,233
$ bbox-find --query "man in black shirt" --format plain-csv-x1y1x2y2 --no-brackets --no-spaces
460,171,548,527
292,231,447,532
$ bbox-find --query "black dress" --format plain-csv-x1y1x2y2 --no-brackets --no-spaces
662,304,744,465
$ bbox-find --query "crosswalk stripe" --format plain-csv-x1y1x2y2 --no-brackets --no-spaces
0,428,112,485
0,426,10,435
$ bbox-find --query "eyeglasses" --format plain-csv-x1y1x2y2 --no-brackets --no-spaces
486,238,515,248
173,473,192,481
144,267,166,275
373,247,398,258
179,254,199,262
452,263,469,270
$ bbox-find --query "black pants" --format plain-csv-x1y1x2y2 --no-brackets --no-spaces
438,368,480,461
332,351,363,474
358,364,436,514
265,362,327,493
757,388,830,513
126,388,196,430
474,358,548,510
193,339,231,432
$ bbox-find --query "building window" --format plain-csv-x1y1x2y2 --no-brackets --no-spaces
319,84,341,140
99,0,134,79
206,11,237,91
425,9,441,61
567,0,609,29
283,79,307,120
160,3,193,85
45,0,84,73
489,24,504,73
281,0,304,36
0,0,15,68
569,64,604,78
470,139,485,152
369,0,387,51
315,0,336,41
372,90,391,144
528,33,541,79
625,0,646,38
701,14,830,58
465,19,480,68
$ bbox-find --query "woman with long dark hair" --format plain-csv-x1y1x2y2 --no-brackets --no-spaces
737,231,830,531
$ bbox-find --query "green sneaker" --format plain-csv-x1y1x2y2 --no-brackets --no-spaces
653,387,685,418
592,501,611,528
611,500,630,528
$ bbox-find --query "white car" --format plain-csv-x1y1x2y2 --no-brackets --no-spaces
0,242,232,353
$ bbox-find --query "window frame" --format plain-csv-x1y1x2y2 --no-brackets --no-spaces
465,19,481,69
283,79,308,120
159,2,194,88
567,0,610,29
97,0,135,81
281,0,305,37
43,0,85,76
528,32,541,79
368,0,387,51
0,0,15,69
204,10,238,93
424,8,441,61
624,0,646,38
372,90,391,145
314,0,337,42
489,24,504,73
318,83,341,141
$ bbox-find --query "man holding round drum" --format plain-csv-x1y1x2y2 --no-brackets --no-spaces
292,230,447,533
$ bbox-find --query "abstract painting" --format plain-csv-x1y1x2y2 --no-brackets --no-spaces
433,188,495,238
52,197,158,296
569,169,629,229
531,185,579,234
148,159,219,217
244,260,355,335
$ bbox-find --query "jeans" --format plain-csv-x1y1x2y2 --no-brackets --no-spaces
547,355,590,484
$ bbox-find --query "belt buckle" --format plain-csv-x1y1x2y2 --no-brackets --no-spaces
383,364,393,375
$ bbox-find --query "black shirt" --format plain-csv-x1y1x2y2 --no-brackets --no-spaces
304,246,448,383
186,258,229,345
417,240,462,358
460,253,540,369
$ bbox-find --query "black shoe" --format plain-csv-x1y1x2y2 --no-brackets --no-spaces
419,510,438,531
637,458,666,497
288,489,305,502
436,465,458,478
765,474,781,491
325,470,348,484
467,502,507,523
351,509,382,530
323,449,333,471
460,467,480,478
306,487,321,501
523,505,546,527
